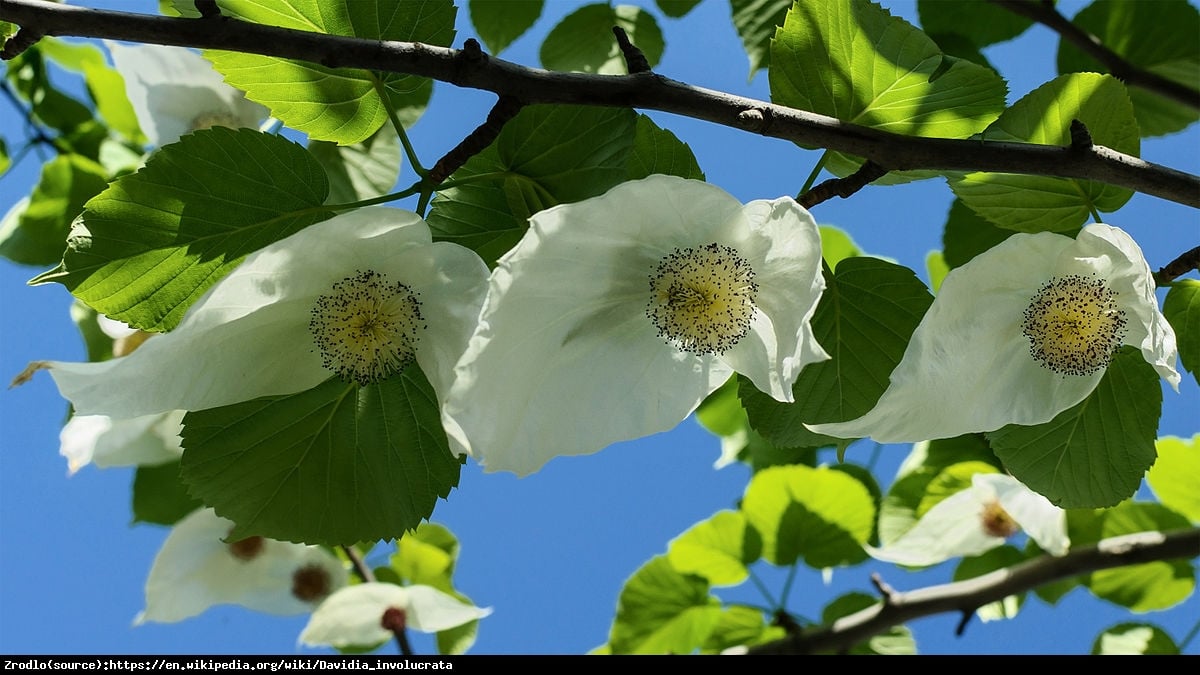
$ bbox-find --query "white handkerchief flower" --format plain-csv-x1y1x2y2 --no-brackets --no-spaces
137,508,348,624
442,175,828,476
107,42,268,147
44,207,489,453
59,411,184,475
807,224,1179,443
299,582,492,649
869,473,1068,567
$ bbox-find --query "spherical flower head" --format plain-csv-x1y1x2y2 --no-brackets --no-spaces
442,175,829,476
106,42,268,147
44,207,489,456
807,224,1179,443
299,582,492,649
136,508,348,624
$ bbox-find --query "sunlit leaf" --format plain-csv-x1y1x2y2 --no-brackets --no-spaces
540,3,664,75
627,115,704,181
729,0,791,77
608,556,722,655
667,510,762,587
1147,435,1200,523
0,154,109,266
1093,623,1180,655
309,127,402,204
1082,502,1194,612
469,0,542,55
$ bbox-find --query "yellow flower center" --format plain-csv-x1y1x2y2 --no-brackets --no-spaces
980,500,1020,539
647,242,758,355
309,270,425,386
1021,275,1126,376
190,111,241,131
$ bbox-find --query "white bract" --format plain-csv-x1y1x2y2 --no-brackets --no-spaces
138,508,348,624
808,224,1179,443
869,472,1068,567
59,411,183,475
106,42,268,147
299,582,492,649
442,175,828,476
45,207,489,451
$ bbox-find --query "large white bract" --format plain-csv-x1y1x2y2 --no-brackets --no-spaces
299,583,492,649
808,224,1179,443
442,175,829,476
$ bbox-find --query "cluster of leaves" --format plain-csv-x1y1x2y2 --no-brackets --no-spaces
1,0,1197,655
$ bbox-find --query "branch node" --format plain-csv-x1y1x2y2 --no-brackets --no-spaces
1153,245,1200,285
612,25,651,74
799,160,889,209
1,26,44,60
462,37,484,63
1069,119,1093,151
194,0,221,19
428,95,525,184
736,108,767,132
870,572,899,604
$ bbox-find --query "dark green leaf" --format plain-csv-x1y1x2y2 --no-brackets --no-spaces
132,460,203,526
6,48,96,137
180,369,462,546
941,197,1016,269
823,592,916,655
608,555,722,655
0,154,109,266
309,128,402,204
987,347,1162,509
729,0,792,77
540,3,664,74
1163,280,1200,386
627,115,704,181
657,0,700,19
917,0,1034,47
469,0,543,55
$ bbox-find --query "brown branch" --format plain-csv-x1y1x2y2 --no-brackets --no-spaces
427,92,524,184
612,25,651,74
1,0,1197,208
989,0,1200,110
799,160,889,208
746,528,1200,655
1155,245,1200,285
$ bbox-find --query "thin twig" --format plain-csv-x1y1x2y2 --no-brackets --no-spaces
1154,245,1200,285
798,160,889,208
341,545,413,656
612,25,651,74
427,94,524,184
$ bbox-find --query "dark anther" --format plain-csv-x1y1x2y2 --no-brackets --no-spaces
612,26,651,74
1,27,45,61
1068,119,1093,150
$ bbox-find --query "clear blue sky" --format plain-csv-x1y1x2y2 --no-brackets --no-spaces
1,0,1196,656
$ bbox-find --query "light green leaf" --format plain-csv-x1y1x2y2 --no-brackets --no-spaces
916,0,1034,47
206,0,455,145
38,37,107,72
627,114,704,181
740,464,875,567
435,590,482,655
1147,435,1200,523
392,523,459,591
667,510,762,587
1,21,15,41
823,593,916,655
0,154,109,266
879,437,1000,546
925,250,948,293
0,137,9,176
608,555,722,655
949,73,1140,233
940,198,1016,269
31,128,330,332
770,0,1006,140
739,257,934,447
1163,280,1200,386
987,347,1162,509
1093,623,1180,655
729,0,791,77
81,61,145,145
818,225,862,270
916,460,999,518
694,376,750,468
1084,502,1194,611
1058,0,1200,137
309,128,402,204
180,369,462,546
6,48,96,138
469,0,542,55
132,460,203,526
540,3,664,75
657,0,700,19
427,104,635,267
700,605,785,653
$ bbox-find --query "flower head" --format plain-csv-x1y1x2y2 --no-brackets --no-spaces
808,224,1179,443
44,208,489,449
299,582,492,649
869,472,1068,567
137,508,348,624
107,42,268,147
442,175,828,476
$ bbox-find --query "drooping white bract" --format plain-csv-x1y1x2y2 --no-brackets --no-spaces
45,207,489,450
299,582,492,649
137,508,348,624
808,224,1179,443
106,42,268,147
869,473,1068,567
59,411,184,475
442,175,828,476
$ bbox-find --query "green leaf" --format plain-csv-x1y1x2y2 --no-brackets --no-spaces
38,37,107,71
31,128,330,332
540,3,664,75
132,460,203,526
953,545,1026,622
1163,280,1200,386
1147,435,1200,523
666,510,762,587
1058,0,1200,137
1093,623,1180,655
608,555,722,655
0,154,109,266
916,460,999,518
940,198,1016,270
180,369,462,546
627,115,704,181
949,73,1140,233
207,0,455,145
818,225,863,269
770,0,1006,139
69,301,115,363
925,250,948,293
700,605,785,653
309,128,402,204
823,593,916,655
435,590,482,655
81,61,146,146
427,104,635,267
469,0,542,55
392,522,459,591
6,48,96,137
987,347,1163,509
0,137,9,176
917,0,1034,47
1084,502,1194,611
729,0,791,77
657,0,700,19
739,257,934,447
740,464,875,567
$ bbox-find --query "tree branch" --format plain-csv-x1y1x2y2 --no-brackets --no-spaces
745,528,1200,655
989,0,1200,112
2,0,1198,208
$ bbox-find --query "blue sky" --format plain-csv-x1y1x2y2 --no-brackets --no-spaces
1,0,1196,656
